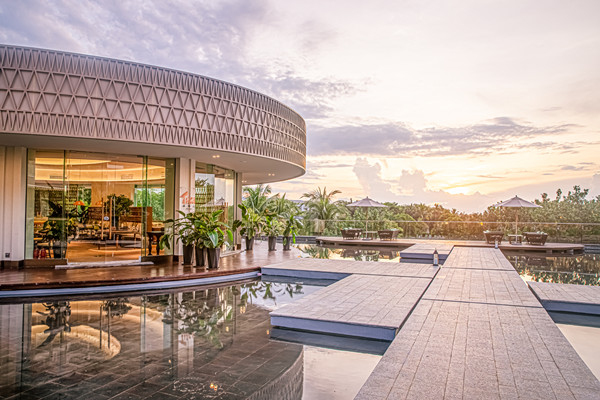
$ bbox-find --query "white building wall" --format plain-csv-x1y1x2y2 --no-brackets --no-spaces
0,146,27,265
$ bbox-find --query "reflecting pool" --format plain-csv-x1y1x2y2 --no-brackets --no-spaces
550,312,600,380
505,253,600,285
0,279,383,399
297,244,402,262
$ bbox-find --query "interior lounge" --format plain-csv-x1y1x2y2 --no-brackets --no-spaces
25,150,235,265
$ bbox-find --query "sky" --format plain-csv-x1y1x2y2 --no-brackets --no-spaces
1,0,599,212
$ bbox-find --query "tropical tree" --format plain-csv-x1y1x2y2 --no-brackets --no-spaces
302,187,344,220
243,184,274,215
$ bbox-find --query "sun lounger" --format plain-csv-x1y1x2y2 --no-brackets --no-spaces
341,228,363,240
378,230,399,240
524,232,548,245
484,230,504,244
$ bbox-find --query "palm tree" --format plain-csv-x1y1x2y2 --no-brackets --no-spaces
243,184,273,214
302,188,344,232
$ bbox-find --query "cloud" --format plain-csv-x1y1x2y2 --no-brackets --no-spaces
0,0,360,121
352,157,396,201
561,165,584,171
350,158,492,211
308,117,579,157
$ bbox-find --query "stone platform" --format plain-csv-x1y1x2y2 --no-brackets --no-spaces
399,243,454,262
529,281,600,315
262,258,438,280
355,247,600,399
271,274,433,340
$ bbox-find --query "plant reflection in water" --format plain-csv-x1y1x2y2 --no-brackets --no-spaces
0,280,383,399
36,301,76,347
298,245,399,262
507,253,600,285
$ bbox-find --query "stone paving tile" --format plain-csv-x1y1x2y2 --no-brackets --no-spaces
423,267,542,308
400,244,454,260
271,274,431,329
443,246,515,271
356,247,600,399
263,258,439,278
529,281,600,305
356,299,600,399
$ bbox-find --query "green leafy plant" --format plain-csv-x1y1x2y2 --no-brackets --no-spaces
104,194,133,222
283,211,304,243
238,203,264,239
263,215,283,237
160,210,198,250
199,210,234,249
41,201,78,244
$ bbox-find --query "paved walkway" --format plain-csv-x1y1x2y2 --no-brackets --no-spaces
271,274,433,340
400,243,454,262
262,258,438,280
529,281,600,315
355,247,600,399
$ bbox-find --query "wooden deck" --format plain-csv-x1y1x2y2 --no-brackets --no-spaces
315,236,585,254
0,241,300,297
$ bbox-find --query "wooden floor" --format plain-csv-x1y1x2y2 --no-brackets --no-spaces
316,236,585,254
0,241,301,291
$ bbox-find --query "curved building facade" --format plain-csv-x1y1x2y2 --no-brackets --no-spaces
0,45,307,266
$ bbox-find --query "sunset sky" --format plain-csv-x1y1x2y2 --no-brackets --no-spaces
2,0,599,211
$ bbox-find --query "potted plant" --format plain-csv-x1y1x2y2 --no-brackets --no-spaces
41,201,78,259
198,210,234,269
160,211,198,265
282,211,304,251
238,204,264,251
264,215,283,251
104,194,133,228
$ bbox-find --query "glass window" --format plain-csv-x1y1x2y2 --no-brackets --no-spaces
26,150,174,263
195,162,236,250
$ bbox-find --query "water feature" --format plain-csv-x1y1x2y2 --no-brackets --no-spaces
297,244,402,262
0,279,383,399
505,253,600,285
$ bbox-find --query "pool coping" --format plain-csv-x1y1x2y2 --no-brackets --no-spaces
0,268,260,298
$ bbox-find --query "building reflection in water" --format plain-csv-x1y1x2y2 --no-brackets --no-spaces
0,282,305,399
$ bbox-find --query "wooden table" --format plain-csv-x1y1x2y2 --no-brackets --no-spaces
508,234,523,244
147,230,164,255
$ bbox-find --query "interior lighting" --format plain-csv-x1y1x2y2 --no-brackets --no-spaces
267,173,275,177
212,155,220,158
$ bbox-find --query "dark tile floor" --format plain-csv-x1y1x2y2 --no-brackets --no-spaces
0,281,307,399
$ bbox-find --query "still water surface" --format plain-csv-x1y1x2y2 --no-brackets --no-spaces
506,253,600,285
298,244,402,262
0,279,383,399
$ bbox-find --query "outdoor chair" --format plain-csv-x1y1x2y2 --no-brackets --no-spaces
483,230,504,245
524,232,548,245
378,229,399,240
341,228,362,240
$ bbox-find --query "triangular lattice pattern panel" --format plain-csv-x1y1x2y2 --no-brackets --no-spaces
0,45,306,168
